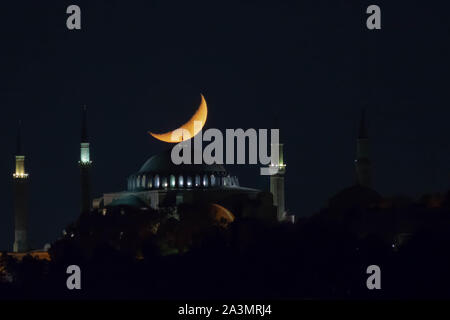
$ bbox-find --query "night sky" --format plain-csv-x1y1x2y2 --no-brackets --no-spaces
0,0,449,250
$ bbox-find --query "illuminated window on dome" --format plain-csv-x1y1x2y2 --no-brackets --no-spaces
170,175,176,188
136,176,141,189
178,175,184,188
162,176,168,188
203,174,208,187
142,175,146,188
210,174,216,187
195,175,200,187
147,176,153,189
154,175,160,188
186,176,192,187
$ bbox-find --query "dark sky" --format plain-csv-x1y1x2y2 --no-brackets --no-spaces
0,0,449,250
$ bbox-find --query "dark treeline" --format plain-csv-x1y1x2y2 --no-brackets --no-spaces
1,192,450,300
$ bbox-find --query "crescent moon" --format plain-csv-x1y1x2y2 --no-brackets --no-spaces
149,94,208,143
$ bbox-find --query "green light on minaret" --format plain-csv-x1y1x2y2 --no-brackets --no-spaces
80,142,91,165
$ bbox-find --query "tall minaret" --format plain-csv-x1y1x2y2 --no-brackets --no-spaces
355,109,371,187
79,106,92,214
13,121,29,253
270,136,287,222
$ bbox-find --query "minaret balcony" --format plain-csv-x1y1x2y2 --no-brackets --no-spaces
79,160,92,166
13,173,28,179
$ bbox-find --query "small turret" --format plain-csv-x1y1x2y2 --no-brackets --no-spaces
79,106,92,213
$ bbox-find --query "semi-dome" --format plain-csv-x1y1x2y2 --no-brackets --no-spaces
127,148,239,191
107,195,147,208
328,184,381,210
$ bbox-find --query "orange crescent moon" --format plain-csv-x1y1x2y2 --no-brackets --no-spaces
149,94,208,143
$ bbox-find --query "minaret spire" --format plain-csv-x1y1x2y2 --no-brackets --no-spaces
13,120,29,252
81,105,88,142
358,108,368,139
16,120,22,155
355,108,372,188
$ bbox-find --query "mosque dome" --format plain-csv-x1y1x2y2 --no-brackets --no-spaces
127,148,239,191
138,148,226,175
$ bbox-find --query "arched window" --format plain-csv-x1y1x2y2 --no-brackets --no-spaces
142,175,146,188
178,175,184,188
203,174,208,187
186,176,192,187
147,175,153,189
154,174,160,189
210,174,216,187
170,175,176,188
195,174,201,187
162,176,168,188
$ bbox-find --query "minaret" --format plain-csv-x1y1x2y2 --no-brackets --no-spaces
79,106,92,213
13,121,29,252
270,135,287,222
355,109,371,187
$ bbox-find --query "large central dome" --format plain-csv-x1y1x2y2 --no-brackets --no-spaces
138,148,226,175
128,149,238,191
